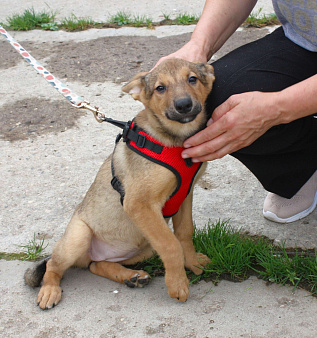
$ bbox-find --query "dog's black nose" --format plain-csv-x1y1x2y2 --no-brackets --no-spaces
174,97,193,114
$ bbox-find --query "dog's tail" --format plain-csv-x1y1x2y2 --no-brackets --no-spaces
24,256,51,287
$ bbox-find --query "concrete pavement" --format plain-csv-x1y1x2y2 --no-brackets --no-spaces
0,1,316,337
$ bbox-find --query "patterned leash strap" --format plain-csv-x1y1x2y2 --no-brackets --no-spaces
0,25,107,122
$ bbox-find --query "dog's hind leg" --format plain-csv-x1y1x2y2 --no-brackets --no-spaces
172,191,211,275
89,261,151,288
37,214,93,309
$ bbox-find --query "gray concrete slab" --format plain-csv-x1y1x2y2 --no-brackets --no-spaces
1,25,315,254
0,0,274,24
1,260,317,337
0,1,316,336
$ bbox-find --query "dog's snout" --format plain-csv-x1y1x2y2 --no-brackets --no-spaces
174,97,193,114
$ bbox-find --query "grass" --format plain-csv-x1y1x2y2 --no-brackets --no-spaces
243,9,280,27
109,11,132,26
131,220,317,296
2,7,56,31
1,221,316,295
193,220,265,280
60,14,95,31
18,234,48,261
1,8,279,31
0,234,48,261
109,12,153,28
175,13,200,25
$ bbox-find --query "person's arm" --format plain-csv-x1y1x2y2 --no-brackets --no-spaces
181,74,317,162
156,0,257,64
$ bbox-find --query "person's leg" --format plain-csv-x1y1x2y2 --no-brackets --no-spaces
206,27,317,221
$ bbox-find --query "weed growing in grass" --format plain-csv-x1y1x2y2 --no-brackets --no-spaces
131,15,153,28
255,245,317,293
18,234,48,261
41,22,59,31
175,13,199,25
132,15,147,27
60,14,95,31
243,9,279,27
4,7,56,31
108,12,153,28
109,12,131,26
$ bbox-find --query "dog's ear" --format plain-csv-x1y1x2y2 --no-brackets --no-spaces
122,72,149,101
195,63,215,84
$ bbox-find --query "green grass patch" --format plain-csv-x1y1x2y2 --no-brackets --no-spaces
2,8,281,32
2,7,56,31
0,252,30,261
243,9,280,27
0,234,48,261
130,220,317,296
60,14,95,31
131,15,153,28
40,22,59,31
18,234,48,261
175,13,200,25
2,221,316,295
192,220,266,280
108,12,153,28
254,245,317,293
109,11,132,26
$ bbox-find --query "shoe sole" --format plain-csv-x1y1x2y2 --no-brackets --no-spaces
263,190,317,223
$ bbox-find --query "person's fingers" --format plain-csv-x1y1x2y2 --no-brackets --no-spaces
182,129,228,159
183,117,226,149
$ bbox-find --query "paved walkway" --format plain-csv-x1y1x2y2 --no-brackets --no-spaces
0,1,316,337
0,0,274,23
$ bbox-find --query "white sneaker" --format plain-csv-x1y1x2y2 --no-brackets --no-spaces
263,171,317,223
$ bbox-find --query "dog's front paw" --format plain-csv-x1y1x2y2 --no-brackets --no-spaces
37,285,62,310
186,252,211,275
165,271,189,302
124,272,151,288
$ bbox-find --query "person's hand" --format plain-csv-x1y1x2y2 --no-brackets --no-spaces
182,91,282,162
153,39,209,69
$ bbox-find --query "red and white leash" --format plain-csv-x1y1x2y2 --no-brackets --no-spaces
0,25,110,123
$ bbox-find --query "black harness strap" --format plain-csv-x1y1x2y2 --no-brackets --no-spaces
110,119,163,153
111,160,125,205
110,120,164,206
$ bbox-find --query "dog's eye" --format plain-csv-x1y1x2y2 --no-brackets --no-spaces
155,85,166,93
188,76,198,84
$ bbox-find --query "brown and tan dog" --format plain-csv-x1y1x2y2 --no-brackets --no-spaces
24,58,215,309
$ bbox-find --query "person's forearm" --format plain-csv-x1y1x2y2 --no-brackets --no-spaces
275,74,317,124
191,0,257,60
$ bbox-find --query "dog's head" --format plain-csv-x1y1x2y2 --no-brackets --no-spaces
122,58,215,144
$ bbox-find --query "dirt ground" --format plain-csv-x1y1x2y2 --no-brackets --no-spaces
0,28,267,142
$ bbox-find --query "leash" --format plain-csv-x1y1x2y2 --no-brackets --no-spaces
0,25,128,129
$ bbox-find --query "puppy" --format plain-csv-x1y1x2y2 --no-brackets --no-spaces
24,58,215,309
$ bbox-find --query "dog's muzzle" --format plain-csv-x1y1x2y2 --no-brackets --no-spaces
174,97,193,114
166,97,202,124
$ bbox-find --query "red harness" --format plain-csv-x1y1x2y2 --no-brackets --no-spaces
111,121,202,218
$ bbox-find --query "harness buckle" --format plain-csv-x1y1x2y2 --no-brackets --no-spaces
136,134,146,148
122,120,133,141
